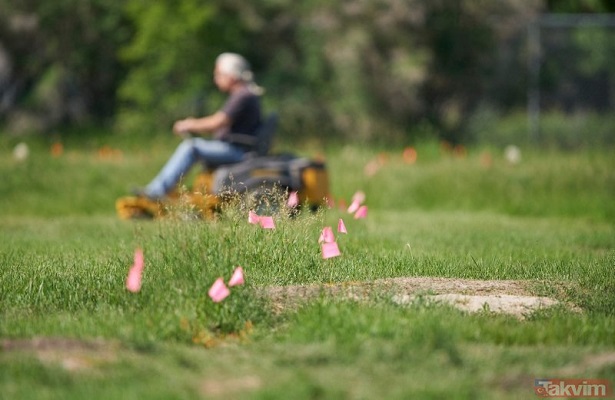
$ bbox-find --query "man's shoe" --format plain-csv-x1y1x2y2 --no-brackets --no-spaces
131,187,159,201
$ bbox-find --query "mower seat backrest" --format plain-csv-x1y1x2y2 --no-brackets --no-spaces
220,112,278,158
200,112,278,171
253,112,278,157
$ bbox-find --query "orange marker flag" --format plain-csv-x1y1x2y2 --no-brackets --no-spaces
403,147,417,164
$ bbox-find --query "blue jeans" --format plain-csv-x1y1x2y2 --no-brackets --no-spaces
144,138,246,198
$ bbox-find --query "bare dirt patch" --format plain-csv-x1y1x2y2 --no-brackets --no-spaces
201,376,262,397
264,277,573,318
554,352,615,376
1,337,119,372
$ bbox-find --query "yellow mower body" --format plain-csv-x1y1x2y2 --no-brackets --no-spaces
116,113,329,220
116,156,329,220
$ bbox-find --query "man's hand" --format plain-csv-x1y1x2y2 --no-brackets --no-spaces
173,118,196,136
172,112,230,137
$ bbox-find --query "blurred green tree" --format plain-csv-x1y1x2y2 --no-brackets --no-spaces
0,0,130,131
116,0,246,133
1,0,612,144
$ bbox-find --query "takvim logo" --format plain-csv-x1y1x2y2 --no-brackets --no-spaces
534,379,612,398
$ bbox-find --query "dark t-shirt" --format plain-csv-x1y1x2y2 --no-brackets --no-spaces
214,87,262,141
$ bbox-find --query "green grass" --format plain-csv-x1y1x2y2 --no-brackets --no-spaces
0,133,614,399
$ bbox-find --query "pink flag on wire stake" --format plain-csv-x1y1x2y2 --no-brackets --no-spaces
326,195,335,209
133,248,144,269
126,248,144,293
228,266,245,287
321,242,341,259
354,205,368,219
287,191,299,208
347,199,361,214
259,216,276,229
248,210,260,224
208,278,230,302
338,218,347,234
352,191,366,204
126,268,142,293
318,226,335,243
347,191,365,213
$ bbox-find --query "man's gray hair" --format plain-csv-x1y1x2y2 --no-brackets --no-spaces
216,53,264,94
216,53,251,81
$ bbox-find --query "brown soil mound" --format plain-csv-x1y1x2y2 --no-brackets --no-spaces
264,277,572,318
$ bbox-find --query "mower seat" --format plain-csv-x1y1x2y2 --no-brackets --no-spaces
222,112,279,160
193,112,279,192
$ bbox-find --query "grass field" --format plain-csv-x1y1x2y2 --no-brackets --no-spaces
1,133,614,399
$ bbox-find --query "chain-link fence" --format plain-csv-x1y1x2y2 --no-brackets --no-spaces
527,13,615,146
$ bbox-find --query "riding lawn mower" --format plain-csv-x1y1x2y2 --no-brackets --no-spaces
115,113,330,220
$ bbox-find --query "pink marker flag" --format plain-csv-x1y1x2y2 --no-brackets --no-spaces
248,210,260,224
352,191,366,204
259,216,276,229
208,277,230,302
326,195,335,209
318,226,335,243
347,199,361,214
354,205,368,219
126,248,144,293
228,266,245,287
338,218,347,234
287,191,299,207
347,191,365,213
321,242,341,259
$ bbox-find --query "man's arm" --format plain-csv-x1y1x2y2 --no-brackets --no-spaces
173,111,231,136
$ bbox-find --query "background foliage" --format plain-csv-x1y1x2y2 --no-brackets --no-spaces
0,0,613,144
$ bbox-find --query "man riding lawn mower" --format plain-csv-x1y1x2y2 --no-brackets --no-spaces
116,53,329,220
115,113,330,220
